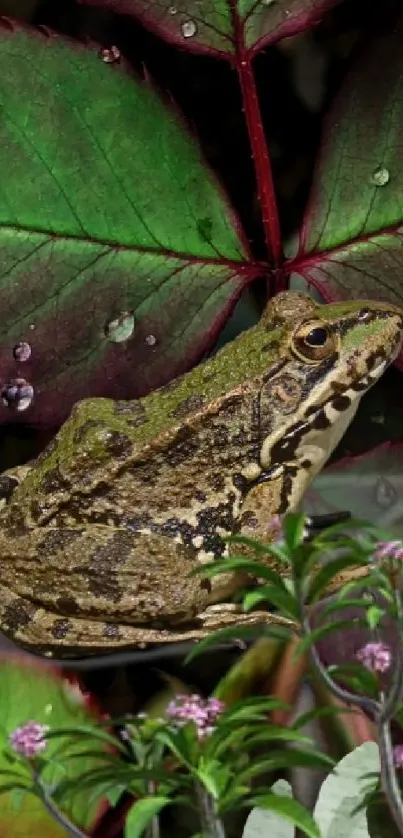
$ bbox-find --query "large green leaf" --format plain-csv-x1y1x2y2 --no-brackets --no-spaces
0,20,256,427
0,655,110,836
290,18,403,344
78,0,344,56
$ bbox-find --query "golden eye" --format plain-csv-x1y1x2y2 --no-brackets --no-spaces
290,320,339,363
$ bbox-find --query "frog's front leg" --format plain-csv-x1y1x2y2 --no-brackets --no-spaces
0,524,291,655
0,462,33,509
233,471,288,564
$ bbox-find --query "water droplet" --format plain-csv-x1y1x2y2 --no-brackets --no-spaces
105,312,134,343
168,5,178,14
13,341,31,362
2,378,34,411
181,19,197,38
370,166,390,186
375,476,397,508
145,333,157,346
99,45,121,64
44,703,53,716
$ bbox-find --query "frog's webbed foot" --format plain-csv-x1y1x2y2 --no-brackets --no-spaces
194,603,295,632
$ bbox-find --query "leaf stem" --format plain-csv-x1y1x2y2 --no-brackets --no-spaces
378,716,403,835
34,778,88,838
195,781,226,838
301,612,380,718
380,588,403,723
234,51,282,268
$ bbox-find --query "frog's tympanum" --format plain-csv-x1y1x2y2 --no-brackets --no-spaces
0,292,401,656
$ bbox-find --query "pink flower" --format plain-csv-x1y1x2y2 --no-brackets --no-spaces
166,694,225,739
394,745,403,769
373,540,403,562
356,642,391,673
9,721,49,759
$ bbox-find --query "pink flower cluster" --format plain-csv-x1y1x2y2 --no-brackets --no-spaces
373,540,403,562
166,694,225,739
9,721,49,759
356,642,391,673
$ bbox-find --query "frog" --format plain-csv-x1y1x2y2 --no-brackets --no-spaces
0,290,401,657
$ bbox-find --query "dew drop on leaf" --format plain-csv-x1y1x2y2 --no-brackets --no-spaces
370,166,390,186
145,334,157,346
99,45,121,64
12,341,31,362
168,5,178,14
104,312,135,343
1,379,34,411
181,19,197,38
374,476,397,508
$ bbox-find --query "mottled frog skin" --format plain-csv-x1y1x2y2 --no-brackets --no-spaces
0,291,401,656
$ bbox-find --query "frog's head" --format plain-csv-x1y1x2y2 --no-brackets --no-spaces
256,291,403,508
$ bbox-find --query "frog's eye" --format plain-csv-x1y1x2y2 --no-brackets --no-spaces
291,320,339,363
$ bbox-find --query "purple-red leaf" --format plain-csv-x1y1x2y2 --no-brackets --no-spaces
288,16,403,367
77,0,344,57
0,20,257,427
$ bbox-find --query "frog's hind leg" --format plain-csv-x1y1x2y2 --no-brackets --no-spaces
0,584,295,658
0,523,295,657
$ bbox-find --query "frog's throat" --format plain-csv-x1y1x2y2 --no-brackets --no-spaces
259,354,389,476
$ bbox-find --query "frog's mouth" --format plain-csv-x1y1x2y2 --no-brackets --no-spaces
258,352,393,514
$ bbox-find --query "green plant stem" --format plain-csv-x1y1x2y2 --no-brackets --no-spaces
36,781,88,838
195,781,226,838
380,588,403,723
301,613,380,717
147,781,161,838
378,717,403,835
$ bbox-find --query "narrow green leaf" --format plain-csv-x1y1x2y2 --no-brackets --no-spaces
282,513,307,551
243,586,298,619
196,556,290,583
366,605,386,630
295,619,361,658
186,624,293,661
124,796,170,838
249,792,320,838
241,748,334,774
308,555,369,603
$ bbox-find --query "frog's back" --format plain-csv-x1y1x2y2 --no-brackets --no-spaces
27,316,288,483
3,312,288,532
